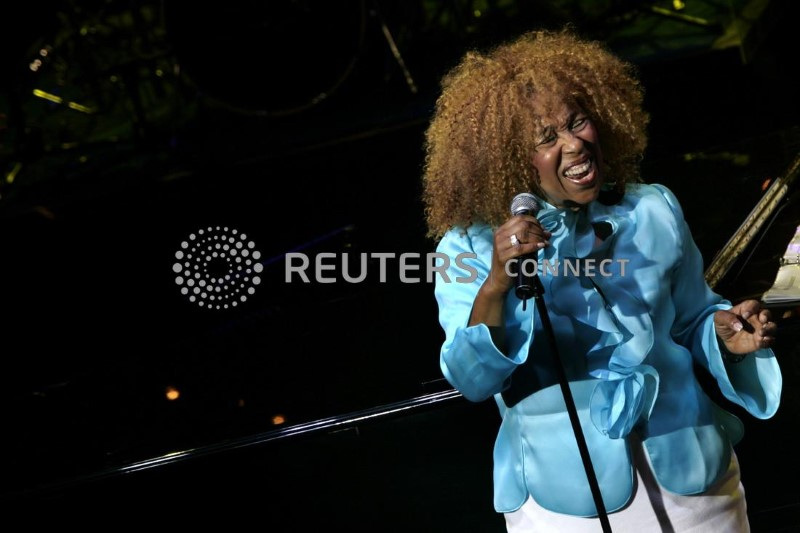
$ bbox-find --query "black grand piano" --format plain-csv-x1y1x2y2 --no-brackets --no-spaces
2,2,799,529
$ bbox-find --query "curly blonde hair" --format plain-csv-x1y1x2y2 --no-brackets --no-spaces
422,28,650,239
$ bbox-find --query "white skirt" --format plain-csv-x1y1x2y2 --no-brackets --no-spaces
505,438,749,532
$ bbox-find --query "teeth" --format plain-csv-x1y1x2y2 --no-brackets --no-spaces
565,161,591,177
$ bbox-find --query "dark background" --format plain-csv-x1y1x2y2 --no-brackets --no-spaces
1,1,799,530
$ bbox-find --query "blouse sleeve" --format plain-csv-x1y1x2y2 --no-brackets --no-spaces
656,184,782,419
434,227,526,402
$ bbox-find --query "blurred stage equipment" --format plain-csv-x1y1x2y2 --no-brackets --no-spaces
761,224,800,307
1,2,178,185
705,152,800,289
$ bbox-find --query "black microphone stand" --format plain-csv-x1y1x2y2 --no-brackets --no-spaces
521,276,612,533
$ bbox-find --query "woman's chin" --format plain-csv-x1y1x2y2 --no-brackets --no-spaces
565,184,601,208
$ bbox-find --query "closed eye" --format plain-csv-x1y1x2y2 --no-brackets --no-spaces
571,116,588,131
536,129,556,147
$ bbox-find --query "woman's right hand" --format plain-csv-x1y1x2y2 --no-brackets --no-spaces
467,214,551,329
484,214,551,297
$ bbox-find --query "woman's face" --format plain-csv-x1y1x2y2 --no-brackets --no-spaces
531,101,604,209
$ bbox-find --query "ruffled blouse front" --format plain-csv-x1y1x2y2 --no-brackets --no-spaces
534,198,659,440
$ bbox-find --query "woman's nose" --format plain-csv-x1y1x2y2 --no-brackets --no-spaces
560,129,585,152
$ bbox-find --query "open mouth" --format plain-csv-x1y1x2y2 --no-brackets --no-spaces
563,158,596,185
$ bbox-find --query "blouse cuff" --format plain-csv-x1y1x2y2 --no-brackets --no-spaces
703,317,781,419
441,322,528,402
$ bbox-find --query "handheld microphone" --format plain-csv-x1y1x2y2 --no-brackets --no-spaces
510,193,543,302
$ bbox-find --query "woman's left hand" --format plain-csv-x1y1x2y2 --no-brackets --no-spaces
714,300,777,354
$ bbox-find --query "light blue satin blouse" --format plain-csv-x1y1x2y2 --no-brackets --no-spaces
434,183,781,516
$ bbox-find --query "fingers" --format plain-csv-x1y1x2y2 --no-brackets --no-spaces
756,307,775,345
715,306,777,353
733,299,761,321
489,216,547,291
737,300,776,344
501,215,551,251
490,216,552,291
714,309,743,337
499,234,541,260
757,315,777,346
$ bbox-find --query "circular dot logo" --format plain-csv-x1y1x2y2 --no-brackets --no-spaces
173,226,263,310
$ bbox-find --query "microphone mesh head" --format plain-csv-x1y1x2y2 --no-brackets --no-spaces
510,193,541,216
